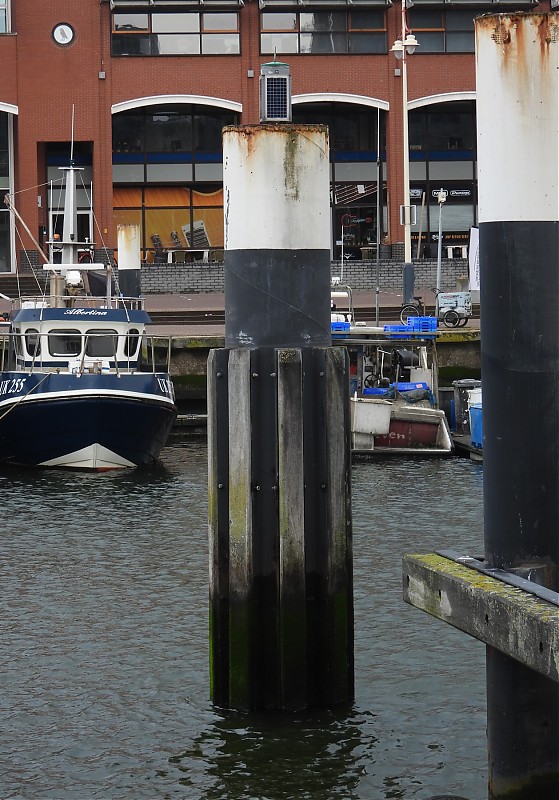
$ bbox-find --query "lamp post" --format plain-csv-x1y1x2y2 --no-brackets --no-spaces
435,188,447,309
391,2,418,302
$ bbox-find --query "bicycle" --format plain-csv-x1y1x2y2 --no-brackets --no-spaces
400,288,471,328
399,295,425,325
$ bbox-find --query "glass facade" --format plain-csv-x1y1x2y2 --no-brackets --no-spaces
261,10,387,55
408,101,476,253
293,103,386,257
408,9,475,54
112,106,237,256
46,142,94,254
0,113,10,272
0,0,7,34
112,102,389,259
114,186,224,259
112,11,240,55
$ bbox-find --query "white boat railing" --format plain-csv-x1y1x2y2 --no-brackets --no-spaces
11,294,145,311
0,331,173,376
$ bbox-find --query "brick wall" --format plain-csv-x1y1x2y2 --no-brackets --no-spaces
140,258,469,294
141,262,225,294
17,249,469,294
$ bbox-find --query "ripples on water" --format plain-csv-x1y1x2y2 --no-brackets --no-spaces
1,434,486,799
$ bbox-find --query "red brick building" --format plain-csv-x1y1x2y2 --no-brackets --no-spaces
0,0,546,271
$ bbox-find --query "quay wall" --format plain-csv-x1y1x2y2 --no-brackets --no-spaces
166,331,481,407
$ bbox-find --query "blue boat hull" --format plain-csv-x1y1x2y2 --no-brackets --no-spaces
0,371,177,470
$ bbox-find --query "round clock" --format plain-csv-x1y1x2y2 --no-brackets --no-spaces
52,23,75,46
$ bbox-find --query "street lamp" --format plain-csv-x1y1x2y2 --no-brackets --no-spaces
391,2,418,302
435,187,447,308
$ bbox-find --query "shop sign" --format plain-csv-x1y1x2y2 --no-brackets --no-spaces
341,214,373,226
430,187,472,200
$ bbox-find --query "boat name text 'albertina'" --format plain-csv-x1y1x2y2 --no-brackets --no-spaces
63,309,109,316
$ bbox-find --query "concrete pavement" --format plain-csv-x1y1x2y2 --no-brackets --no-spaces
143,287,480,337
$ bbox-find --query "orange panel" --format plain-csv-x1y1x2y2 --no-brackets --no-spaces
113,188,142,208
192,188,223,207
144,187,191,207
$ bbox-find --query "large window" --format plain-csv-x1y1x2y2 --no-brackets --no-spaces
408,10,475,53
0,1,8,34
261,10,386,54
112,11,240,55
112,107,237,184
293,103,379,152
113,106,235,257
293,103,386,256
46,142,94,257
114,186,225,257
409,106,475,154
408,102,477,250
0,112,9,271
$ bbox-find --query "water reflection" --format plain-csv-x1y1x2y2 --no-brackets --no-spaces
0,438,486,799
171,708,377,800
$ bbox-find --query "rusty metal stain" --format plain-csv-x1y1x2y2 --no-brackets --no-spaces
224,124,328,199
476,12,558,121
478,13,558,67
223,124,328,160
118,224,139,246
223,124,328,136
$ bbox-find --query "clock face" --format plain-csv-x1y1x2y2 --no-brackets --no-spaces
53,23,75,46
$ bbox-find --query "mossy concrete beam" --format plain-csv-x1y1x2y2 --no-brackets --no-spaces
403,554,559,682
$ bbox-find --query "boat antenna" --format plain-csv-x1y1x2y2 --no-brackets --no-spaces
70,104,75,164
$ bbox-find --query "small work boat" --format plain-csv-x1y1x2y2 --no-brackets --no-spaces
0,162,176,470
351,392,453,456
331,295,453,456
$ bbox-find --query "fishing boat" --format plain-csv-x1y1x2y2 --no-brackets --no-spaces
0,163,176,470
332,309,453,456
349,336,453,456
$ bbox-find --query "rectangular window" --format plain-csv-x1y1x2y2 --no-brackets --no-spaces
0,0,8,34
0,113,8,181
112,11,239,56
152,14,199,33
113,186,225,255
260,10,386,54
113,13,149,32
25,329,41,358
85,330,119,358
408,9,474,53
48,330,82,358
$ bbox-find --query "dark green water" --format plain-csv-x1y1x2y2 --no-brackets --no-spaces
1,434,486,799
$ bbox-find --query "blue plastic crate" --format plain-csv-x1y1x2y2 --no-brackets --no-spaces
384,324,410,333
470,403,483,448
390,381,430,392
331,321,350,333
407,316,438,332
384,324,412,338
363,387,388,396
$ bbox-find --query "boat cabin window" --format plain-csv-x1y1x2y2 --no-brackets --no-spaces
48,329,82,357
124,328,140,357
85,329,118,358
25,328,41,357
13,327,23,357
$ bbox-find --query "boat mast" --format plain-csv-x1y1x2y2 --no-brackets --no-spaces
60,106,80,267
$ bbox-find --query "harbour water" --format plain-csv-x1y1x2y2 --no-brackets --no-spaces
1,434,486,800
